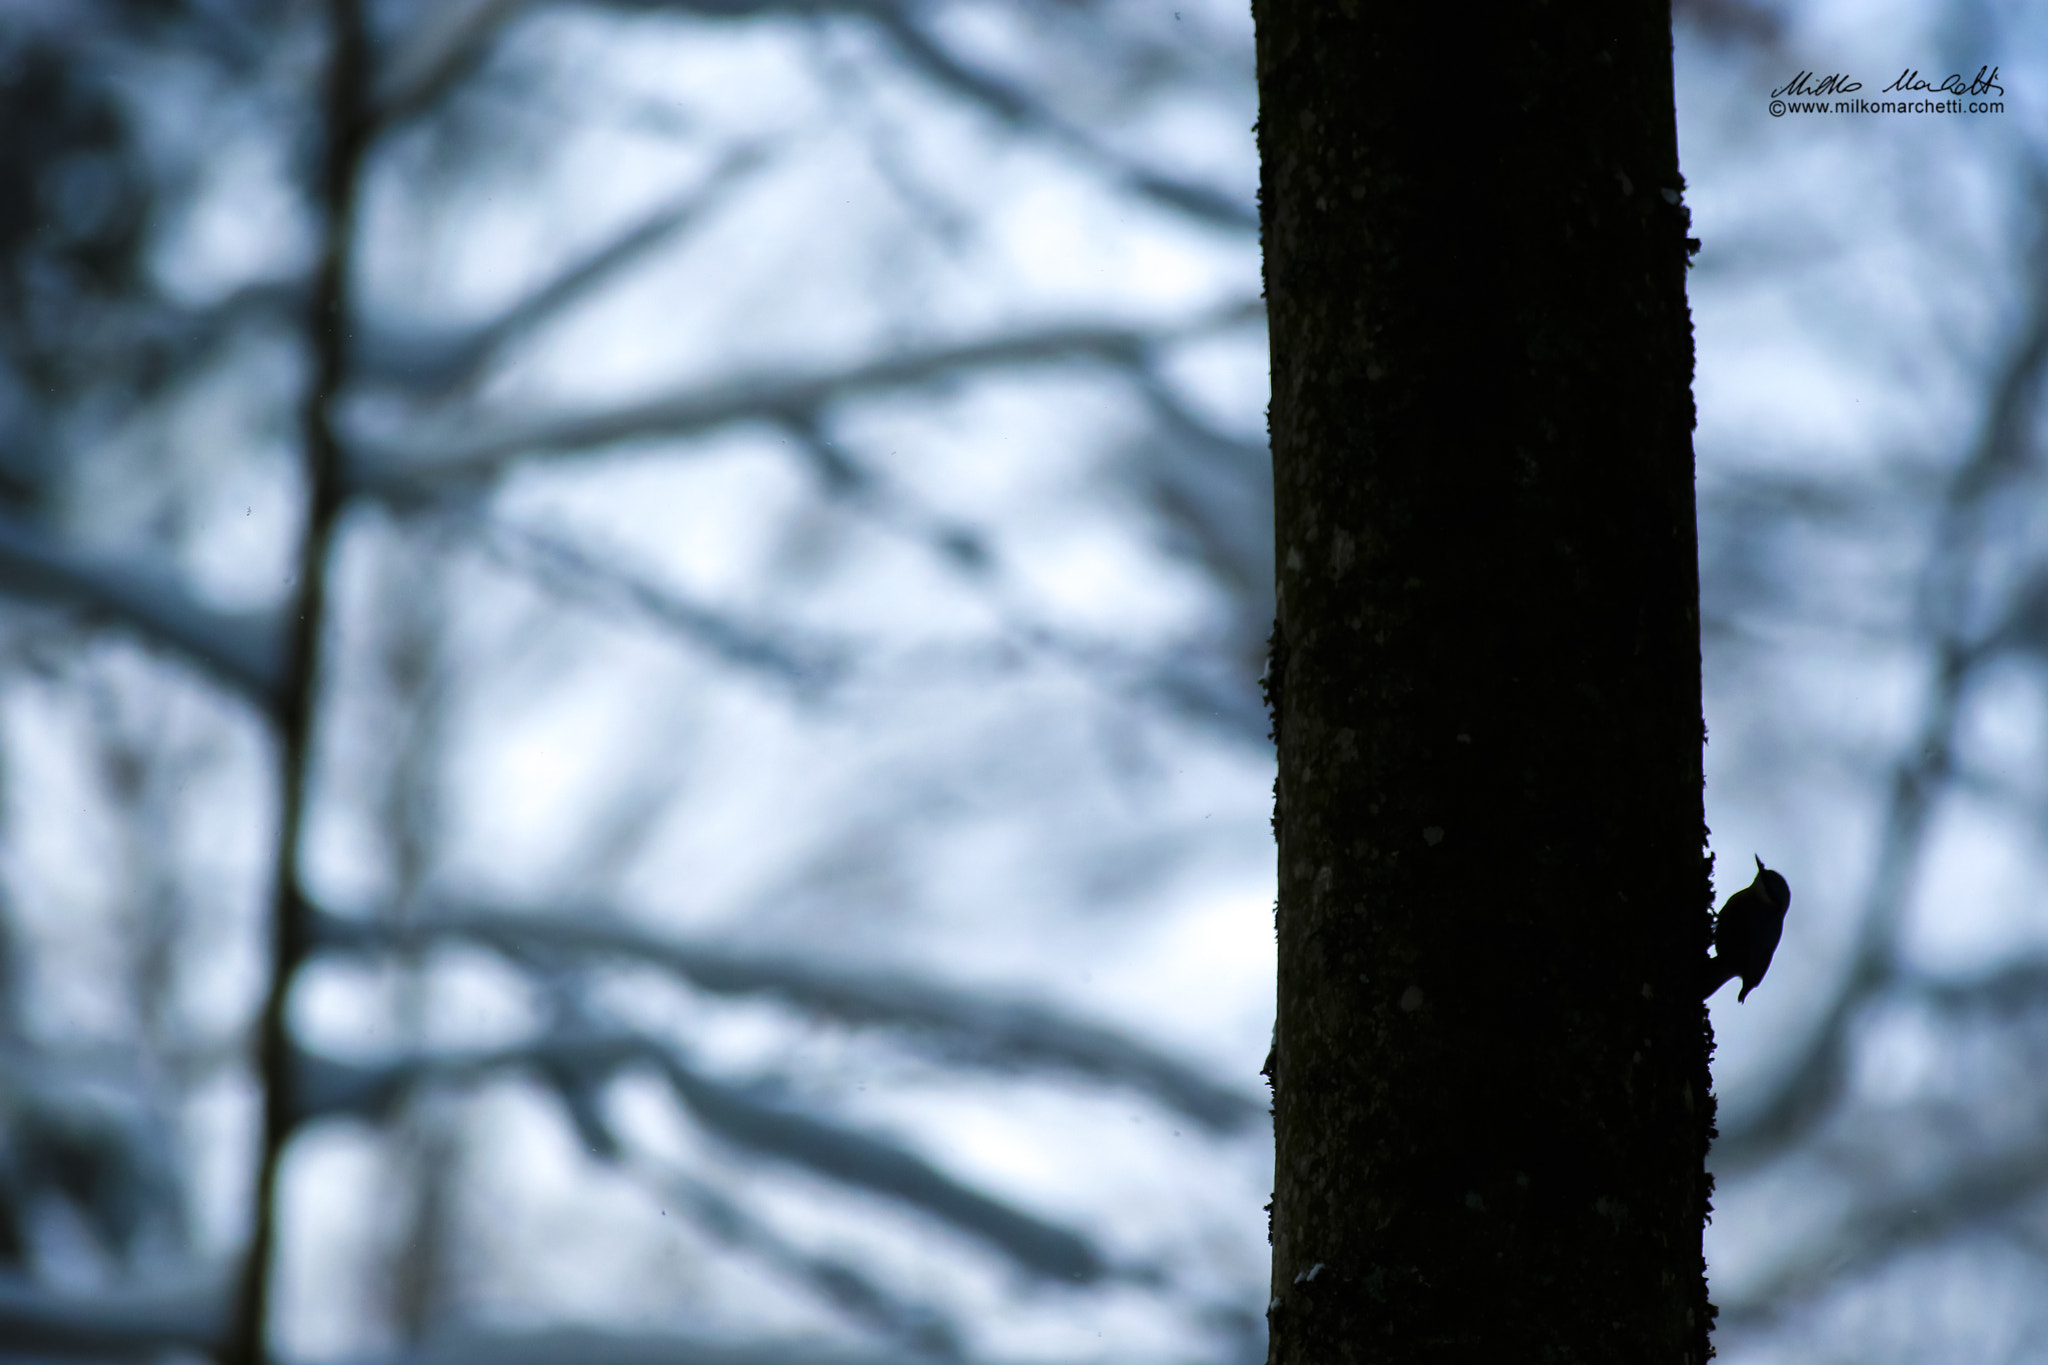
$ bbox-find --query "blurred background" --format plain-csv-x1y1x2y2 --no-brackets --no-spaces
0,1,2039,1363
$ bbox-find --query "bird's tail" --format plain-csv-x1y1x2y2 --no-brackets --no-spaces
1703,955,1739,1001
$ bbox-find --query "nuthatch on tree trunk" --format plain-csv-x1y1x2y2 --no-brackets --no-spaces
1704,856,1790,1004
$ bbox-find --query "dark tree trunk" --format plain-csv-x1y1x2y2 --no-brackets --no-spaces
1254,6,1716,1363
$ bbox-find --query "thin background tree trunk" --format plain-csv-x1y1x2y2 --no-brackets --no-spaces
228,1,370,1361
1255,6,1716,1361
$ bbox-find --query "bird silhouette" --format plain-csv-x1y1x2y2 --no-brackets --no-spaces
1704,856,1791,1003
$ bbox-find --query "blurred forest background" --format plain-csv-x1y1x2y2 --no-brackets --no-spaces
0,1,2043,1363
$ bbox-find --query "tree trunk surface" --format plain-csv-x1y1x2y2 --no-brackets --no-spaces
1255,6,1716,1363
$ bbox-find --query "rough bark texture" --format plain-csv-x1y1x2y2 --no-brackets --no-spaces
1255,5,1716,1363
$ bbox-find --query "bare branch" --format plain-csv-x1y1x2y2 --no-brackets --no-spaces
856,2,1256,231
353,143,776,398
374,0,533,125
655,1043,1108,1283
290,1031,1111,1283
0,514,285,709
453,496,1265,748
631,1159,967,1360
306,904,1263,1135
457,509,848,691
526,0,1254,235
346,300,1263,496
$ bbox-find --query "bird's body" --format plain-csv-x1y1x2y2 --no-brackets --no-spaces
1705,857,1791,1003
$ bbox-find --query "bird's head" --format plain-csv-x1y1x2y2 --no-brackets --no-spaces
1753,855,1790,913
